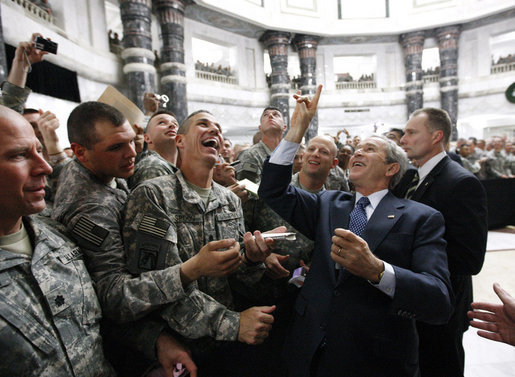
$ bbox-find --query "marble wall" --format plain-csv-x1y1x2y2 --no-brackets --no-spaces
1,0,514,146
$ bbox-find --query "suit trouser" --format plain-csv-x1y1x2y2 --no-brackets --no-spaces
417,275,472,377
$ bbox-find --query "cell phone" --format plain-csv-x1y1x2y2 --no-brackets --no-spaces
34,36,58,54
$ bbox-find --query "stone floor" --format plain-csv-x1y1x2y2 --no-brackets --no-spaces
464,229,515,377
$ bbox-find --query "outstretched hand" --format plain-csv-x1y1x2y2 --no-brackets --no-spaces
9,33,48,88
285,84,323,143
468,283,515,346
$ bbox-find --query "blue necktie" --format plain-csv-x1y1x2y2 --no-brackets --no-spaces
349,196,370,237
336,196,370,271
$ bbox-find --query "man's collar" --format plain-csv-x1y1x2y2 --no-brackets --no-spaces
418,151,447,182
356,189,388,210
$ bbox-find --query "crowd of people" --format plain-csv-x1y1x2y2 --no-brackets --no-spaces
1,33,514,377
335,72,375,83
492,54,515,66
195,60,234,77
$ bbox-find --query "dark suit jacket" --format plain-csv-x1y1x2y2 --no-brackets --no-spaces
259,160,453,377
393,156,487,277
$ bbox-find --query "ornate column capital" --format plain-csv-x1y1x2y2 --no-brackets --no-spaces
399,30,426,56
435,25,461,49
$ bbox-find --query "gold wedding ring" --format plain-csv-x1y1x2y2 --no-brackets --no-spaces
337,247,342,256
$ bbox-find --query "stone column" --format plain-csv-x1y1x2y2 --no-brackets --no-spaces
435,25,461,141
154,0,188,124
261,31,291,130
0,5,7,82
399,31,425,119
293,34,319,142
119,0,156,110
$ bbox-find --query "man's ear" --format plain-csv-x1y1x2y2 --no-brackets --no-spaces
175,134,184,150
144,133,151,145
386,163,400,177
71,142,87,163
432,130,444,145
331,157,338,169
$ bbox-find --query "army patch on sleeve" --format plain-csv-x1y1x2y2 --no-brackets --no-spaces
139,215,169,238
72,217,109,247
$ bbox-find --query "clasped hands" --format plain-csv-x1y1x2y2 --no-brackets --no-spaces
331,228,384,283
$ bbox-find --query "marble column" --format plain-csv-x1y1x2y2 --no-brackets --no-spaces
261,31,291,130
435,25,461,141
399,31,425,119
0,4,7,82
293,34,319,142
119,0,156,111
154,0,188,124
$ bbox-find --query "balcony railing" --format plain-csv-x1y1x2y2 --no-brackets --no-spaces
423,74,439,84
336,81,377,90
491,62,515,74
195,70,238,85
9,0,55,24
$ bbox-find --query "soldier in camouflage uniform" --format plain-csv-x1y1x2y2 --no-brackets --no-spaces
236,106,286,183
325,164,350,191
123,110,279,374
52,102,197,376
0,105,115,376
128,110,179,189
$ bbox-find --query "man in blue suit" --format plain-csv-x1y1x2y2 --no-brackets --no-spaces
259,86,453,377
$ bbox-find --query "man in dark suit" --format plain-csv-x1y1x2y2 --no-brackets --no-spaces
259,86,453,377
397,108,488,377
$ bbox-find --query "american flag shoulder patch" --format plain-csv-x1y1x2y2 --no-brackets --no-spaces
72,217,109,247
138,215,169,238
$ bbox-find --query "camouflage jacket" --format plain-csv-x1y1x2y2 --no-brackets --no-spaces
52,158,185,324
128,150,177,190
0,81,31,114
325,165,350,192
123,170,265,341
236,140,272,183
0,216,114,376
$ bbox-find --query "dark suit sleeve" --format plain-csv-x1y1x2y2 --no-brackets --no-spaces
445,175,487,275
392,210,453,324
258,158,319,240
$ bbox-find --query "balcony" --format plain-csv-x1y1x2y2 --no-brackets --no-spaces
195,70,238,85
335,81,377,90
491,62,515,74
423,74,439,84
8,0,55,24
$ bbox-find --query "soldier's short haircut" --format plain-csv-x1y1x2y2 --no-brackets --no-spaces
146,109,177,134
67,102,126,148
260,106,282,119
411,107,452,146
178,109,213,135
